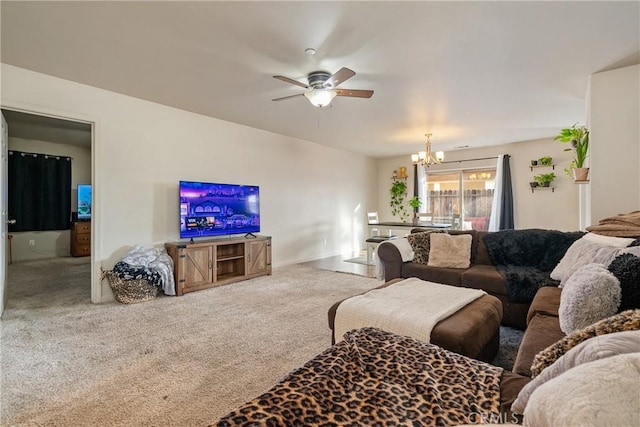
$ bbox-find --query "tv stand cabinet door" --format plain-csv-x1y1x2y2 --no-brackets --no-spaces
246,239,271,276
177,246,213,294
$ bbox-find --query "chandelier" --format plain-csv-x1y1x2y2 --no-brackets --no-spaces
411,133,444,166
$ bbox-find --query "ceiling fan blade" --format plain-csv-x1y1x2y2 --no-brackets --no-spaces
335,88,374,98
323,67,355,88
273,75,309,89
272,93,305,102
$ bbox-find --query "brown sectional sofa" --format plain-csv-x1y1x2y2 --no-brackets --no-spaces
378,228,583,330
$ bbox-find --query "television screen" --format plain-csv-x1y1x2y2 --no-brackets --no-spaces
77,184,92,220
179,180,260,239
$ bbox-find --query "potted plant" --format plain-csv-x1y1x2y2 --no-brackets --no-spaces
534,172,556,187
538,156,553,166
390,180,409,222
554,124,589,182
408,196,422,224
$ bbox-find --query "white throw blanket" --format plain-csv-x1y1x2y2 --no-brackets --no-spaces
375,238,414,281
121,245,176,296
334,278,486,343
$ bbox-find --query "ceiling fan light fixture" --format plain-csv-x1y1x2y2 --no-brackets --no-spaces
304,89,337,107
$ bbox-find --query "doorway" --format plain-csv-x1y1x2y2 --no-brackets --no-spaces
1,108,93,315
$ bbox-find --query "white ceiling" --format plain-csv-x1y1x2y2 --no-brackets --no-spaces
1,1,638,158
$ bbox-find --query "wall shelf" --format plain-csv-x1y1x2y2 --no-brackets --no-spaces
529,164,555,171
530,186,555,193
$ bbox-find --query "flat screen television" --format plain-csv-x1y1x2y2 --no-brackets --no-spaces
179,180,260,239
77,184,92,221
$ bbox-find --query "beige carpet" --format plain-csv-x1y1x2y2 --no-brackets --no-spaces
0,258,378,426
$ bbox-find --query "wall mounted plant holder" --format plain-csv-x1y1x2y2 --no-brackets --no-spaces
530,164,555,171
531,186,555,193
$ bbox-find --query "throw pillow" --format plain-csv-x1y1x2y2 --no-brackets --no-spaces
406,230,444,265
621,246,640,257
511,330,640,414
608,253,640,312
427,233,473,268
530,309,640,378
523,353,640,426
582,232,636,247
558,263,621,334
550,238,624,285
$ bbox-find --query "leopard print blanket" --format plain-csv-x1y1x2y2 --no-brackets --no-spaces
215,328,503,426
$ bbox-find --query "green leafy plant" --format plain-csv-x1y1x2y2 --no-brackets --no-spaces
390,180,409,222
534,172,556,186
408,196,422,221
538,156,553,166
553,124,589,174
408,196,422,210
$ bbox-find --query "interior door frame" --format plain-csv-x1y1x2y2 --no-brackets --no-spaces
1,112,9,317
0,101,102,303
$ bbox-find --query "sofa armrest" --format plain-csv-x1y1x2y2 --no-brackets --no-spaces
377,241,403,282
526,286,562,325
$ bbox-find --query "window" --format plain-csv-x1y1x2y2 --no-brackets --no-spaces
418,168,496,231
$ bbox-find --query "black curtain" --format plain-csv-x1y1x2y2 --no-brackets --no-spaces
499,154,514,230
8,151,72,232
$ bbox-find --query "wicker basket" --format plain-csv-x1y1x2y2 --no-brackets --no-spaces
101,269,159,304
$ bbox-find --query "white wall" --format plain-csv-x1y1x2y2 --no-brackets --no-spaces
588,64,640,224
377,138,580,231
7,137,91,261
1,64,377,302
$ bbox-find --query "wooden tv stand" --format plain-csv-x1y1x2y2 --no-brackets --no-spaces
165,235,272,296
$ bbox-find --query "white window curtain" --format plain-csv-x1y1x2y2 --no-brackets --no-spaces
417,165,428,212
488,155,504,231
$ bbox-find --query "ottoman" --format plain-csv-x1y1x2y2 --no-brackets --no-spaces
328,278,503,362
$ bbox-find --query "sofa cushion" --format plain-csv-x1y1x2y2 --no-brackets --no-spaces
406,230,444,264
402,263,462,286
550,237,625,285
523,353,640,426
512,313,565,377
530,309,640,378
461,265,507,296
475,231,493,265
526,286,561,325
428,233,473,268
608,253,640,312
511,330,640,414
559,263,621,334
582,232,636,247
447,229,478,263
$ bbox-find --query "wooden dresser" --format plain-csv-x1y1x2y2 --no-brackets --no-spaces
70,221,91,257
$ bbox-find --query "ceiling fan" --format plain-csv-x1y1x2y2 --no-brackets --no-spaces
272,67,374,108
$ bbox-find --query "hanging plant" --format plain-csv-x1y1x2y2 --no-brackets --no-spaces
390,180,409,222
